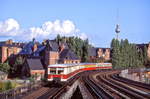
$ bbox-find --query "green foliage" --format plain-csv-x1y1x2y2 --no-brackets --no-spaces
143,45,148,65
0,81,16,92
14,56,24,66
111,38,146,69
29,75,35,83
5,81,13,90
0,62,10,73
12,56,25,73
55,35,91,62
81,39,89,62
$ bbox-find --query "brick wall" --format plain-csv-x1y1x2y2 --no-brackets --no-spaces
97,48,103,57
0,46,22,63
1,47,7,63
63,60,80,64
45,51,59,65
104,49,110,60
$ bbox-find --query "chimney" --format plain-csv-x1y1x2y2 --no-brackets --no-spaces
6,39,13,45
42,39,47,45
33,44,37,52
59,43,65,53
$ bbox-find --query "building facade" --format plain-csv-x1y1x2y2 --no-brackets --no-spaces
88,47,111,62
0,39,22,63
136,43,150,61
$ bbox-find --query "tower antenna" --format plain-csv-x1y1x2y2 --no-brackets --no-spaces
115,8,120,40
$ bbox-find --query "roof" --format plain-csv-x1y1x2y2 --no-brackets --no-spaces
59,42,69,49
88,47,110,56
19,41,44,56
26,59,44,70
46,40,69,51
136,44,148,50
33,45,46,56
48,63,111,68
88,47,97,56
59,49,79,60
47,40,59,51
19,42,34,55
0,41,23,48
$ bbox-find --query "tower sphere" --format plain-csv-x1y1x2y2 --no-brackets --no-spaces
115,24,120,33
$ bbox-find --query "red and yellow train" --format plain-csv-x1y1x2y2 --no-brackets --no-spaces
47,63,112,83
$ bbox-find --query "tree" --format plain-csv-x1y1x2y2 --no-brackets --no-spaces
14,56,24,66
0,62,10,73
12,56,24,73
111,38,145,69
143,45,148,65
81,39,89,62
111,38,121,69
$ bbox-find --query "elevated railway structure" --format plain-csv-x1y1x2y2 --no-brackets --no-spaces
20,62,150,99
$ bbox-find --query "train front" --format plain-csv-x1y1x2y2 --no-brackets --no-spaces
47,64,65,84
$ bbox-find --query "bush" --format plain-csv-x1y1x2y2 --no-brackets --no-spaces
0,81,17,92
5,81,12,90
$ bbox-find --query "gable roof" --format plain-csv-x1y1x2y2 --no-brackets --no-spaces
26,59,44,70
46,40,59,51
59,49,79,60
20,42,34,55
33,45,46,56
88,47,110,57
88,47,97,56
19,41,45,56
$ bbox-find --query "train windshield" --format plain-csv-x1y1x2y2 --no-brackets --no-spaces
50,68,56,74
49,68,64,74
57,68,64,74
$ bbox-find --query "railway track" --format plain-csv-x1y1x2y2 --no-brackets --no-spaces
111,73,150,92
82,70,150,99
97,72,149,98
102,71,150,98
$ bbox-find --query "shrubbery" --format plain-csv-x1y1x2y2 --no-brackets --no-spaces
0,81,17,92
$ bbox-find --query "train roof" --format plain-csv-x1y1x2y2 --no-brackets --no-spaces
48,63,112,68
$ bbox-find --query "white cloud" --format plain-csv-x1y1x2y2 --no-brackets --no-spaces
0,18,20,36
78,33,88,40
0,18,88,41
62,20,75,34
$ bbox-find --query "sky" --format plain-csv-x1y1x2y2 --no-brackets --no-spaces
0,0,150,47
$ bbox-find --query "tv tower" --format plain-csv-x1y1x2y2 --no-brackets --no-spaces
115,9,120,40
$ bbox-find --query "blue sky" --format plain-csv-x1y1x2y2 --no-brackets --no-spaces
0,0,150,47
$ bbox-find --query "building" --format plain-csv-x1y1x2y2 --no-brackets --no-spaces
22,58,45,80
136,43,150,60
44,40,59,66
59,49,80,64
88,47,111,62
0,39,23,63
44,40,80,65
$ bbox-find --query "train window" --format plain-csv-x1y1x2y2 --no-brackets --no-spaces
57,68,64,74
50,68,56,74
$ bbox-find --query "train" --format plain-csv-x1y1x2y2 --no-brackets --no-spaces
47,63,112,83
